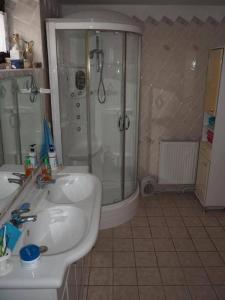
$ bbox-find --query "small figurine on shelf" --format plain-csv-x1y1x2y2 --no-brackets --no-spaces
23,40,34,68
9,33,24,69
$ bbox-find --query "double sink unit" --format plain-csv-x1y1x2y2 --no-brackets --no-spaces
0,168,102,300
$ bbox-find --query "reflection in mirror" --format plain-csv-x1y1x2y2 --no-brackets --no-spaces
0,75,43,164
0,74,44,216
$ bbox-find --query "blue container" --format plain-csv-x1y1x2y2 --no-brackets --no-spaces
11,59,24,69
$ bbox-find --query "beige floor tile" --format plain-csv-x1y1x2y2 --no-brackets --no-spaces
212,239,225,251
113,239,133,251
151,226,171,238
98,229,113,239
135,207,147,217
113,226,132,238
133,238,154,251
206,267,225,284
132,226,151,238
169,227,189,238
165,217,184,227
178,207,203,217
131,216,149,227
113,286,139,300
145,198,161,208
217,216,225,227
82,286,88,300
187,227,208,239
164,286,190,300
89,268,113,285
183,267,210,285
113,251,135,267
153,239,175,251
148,216,167,227
219,251,225,263
192,239,216,251
173,239,195,252
91,251,113,267
137,267,162,285
146,207,163,216
113,268,137,285
156,252,180,267
189,285,217,300
94,238,113,251
135,251,157,267
200,216,220,227
198,252,224,267
87,286,112,300
160,268,185,285
206,227,225,239
159,198,176,208
178,252,202,267
175,196,199,208
162,207,180,217
182,217,202,227
139,286,165,300
214,285,225,300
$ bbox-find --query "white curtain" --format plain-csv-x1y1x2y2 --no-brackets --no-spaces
0,11,8,52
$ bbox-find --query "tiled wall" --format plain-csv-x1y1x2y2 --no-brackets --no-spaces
5,0,43,65
138,18,225,179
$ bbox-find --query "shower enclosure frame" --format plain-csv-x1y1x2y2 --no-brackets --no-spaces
46,19,142,226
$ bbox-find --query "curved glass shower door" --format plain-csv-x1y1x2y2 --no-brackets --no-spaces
89,31,125,205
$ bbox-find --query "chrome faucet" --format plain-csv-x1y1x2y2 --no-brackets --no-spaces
8,172,27,186
36,174,56,189
10,208,37,227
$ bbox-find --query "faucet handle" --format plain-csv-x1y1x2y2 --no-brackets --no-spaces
12,172,27,181
11,207,30,218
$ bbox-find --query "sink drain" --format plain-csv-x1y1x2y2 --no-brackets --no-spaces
39,245,48,253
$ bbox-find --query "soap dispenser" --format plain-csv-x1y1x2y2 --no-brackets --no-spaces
48,144,57,171
29,144,37,168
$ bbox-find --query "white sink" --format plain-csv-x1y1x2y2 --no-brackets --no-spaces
0,172,20,214
47,173,98,204
2,171,102,289
20,205,87,255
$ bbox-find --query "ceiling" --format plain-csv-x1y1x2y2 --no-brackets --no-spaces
58,0,225,5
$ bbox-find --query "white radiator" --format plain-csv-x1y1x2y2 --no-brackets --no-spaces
158,141,199,184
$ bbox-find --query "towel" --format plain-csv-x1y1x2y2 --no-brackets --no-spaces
40,118,54,160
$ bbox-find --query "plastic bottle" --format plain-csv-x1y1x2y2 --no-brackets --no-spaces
48,145,57,171
41,158,51,181
29,144,37,168
24,157,33,177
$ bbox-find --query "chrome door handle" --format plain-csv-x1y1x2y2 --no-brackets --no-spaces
118,116,124,131
125,114,130,130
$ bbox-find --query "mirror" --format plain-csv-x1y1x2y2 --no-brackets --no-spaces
0,72,45,216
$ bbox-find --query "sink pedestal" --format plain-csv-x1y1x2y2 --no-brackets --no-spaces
0,254,89,300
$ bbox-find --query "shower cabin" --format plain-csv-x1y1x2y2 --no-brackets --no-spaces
46,11,142,228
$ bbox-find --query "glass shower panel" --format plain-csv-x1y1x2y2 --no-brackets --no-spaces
56,30,88,166
16,76,43,161
0,78,20,164
124,33,140,198
89,31,124,205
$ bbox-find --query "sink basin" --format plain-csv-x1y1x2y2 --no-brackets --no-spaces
20,205,87,256
0,172,20,213
47,174,99,204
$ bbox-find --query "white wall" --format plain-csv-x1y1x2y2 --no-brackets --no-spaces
60,4,225,21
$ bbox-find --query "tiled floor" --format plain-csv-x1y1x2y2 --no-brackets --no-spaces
83,193,225,300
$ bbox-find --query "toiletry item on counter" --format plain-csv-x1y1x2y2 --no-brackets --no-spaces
10,59,24,69
24,156,33,177
207,129,214,143
41,158,52,181
0,223,22,252
29,144,37,168
23,40,34,68
0,248,12,276
9,34,23,59
20,244,40,269
48,144,58,171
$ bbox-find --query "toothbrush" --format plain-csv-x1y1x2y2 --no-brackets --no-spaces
2,225,6,256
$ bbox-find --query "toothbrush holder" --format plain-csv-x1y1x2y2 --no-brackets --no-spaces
0,249,13,276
